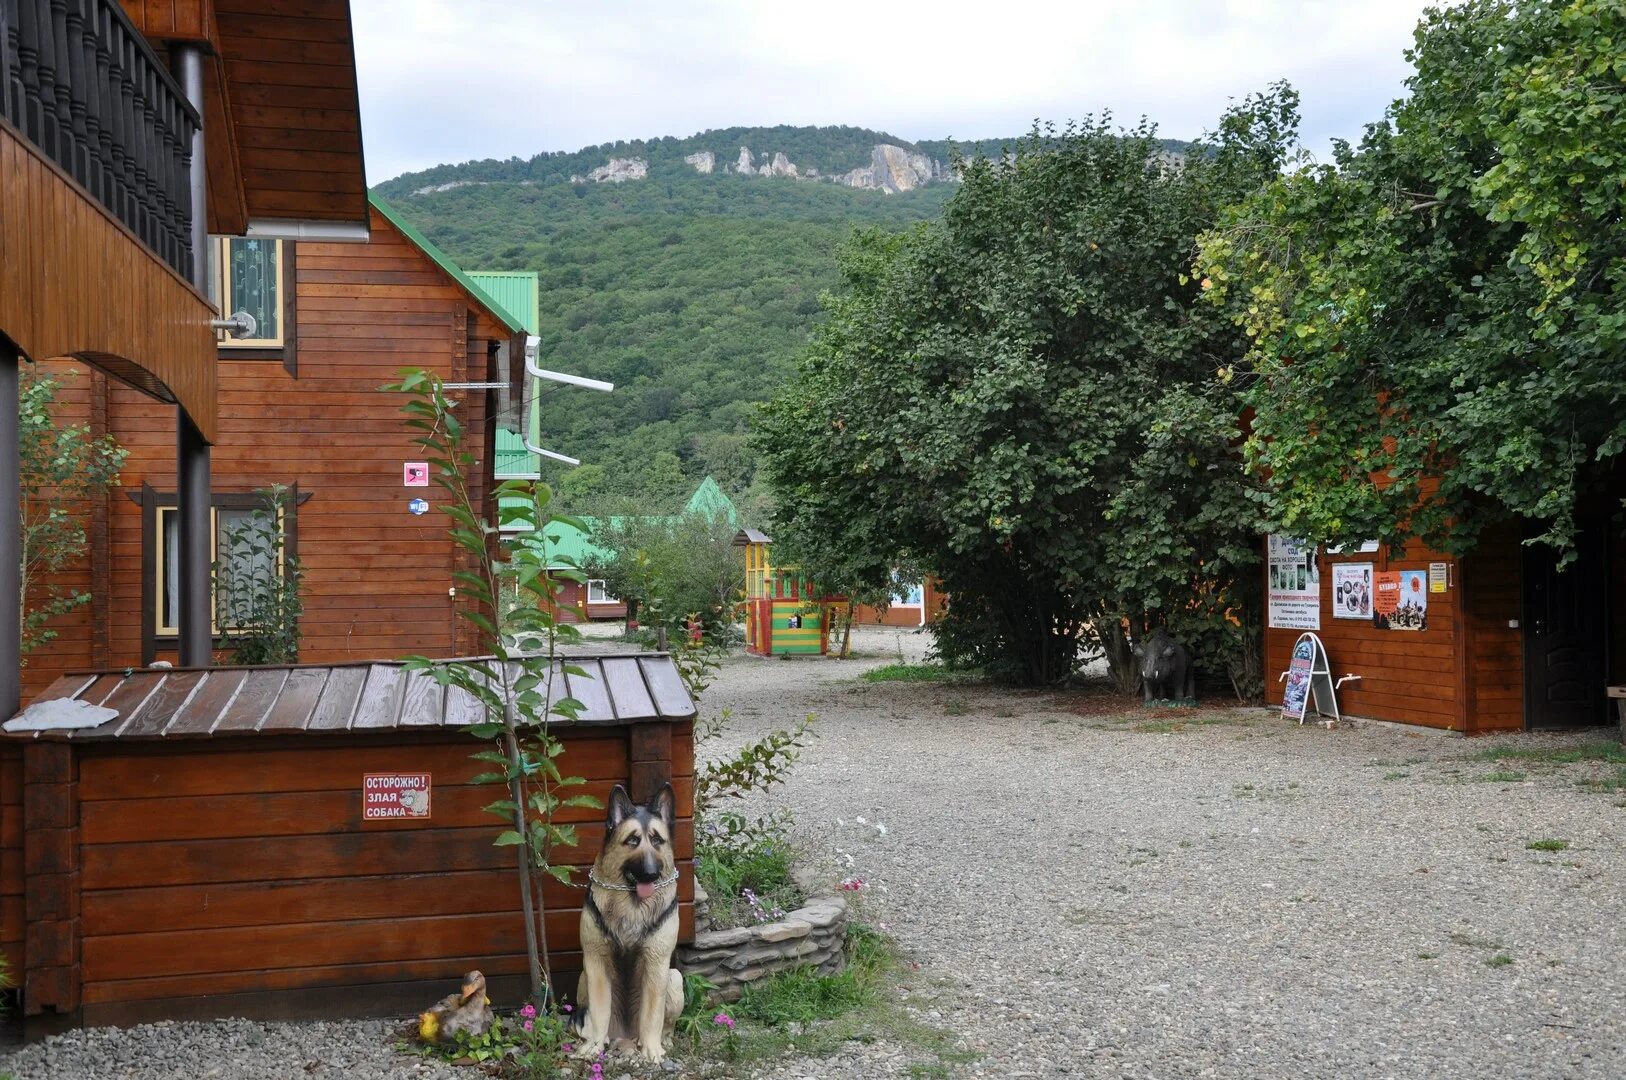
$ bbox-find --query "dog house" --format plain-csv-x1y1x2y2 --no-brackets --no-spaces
0,655,696,1036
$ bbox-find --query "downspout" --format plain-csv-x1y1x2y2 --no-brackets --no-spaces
173,43,212,668
1,339,20,719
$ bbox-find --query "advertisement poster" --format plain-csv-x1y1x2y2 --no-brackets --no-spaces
1373,570,1428,631
1267,535,1320,630
1332,563,1374,620
1281,636,1314,721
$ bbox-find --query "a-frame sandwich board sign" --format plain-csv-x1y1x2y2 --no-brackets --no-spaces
1280,631,1339,724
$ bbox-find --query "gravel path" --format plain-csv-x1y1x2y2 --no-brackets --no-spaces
715,629,1626,1079
5,627,1623,1079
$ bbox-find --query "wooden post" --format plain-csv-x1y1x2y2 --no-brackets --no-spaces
628,723,673,804
22,742,80,1029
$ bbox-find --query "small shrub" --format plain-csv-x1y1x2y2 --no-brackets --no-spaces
697,813,802,928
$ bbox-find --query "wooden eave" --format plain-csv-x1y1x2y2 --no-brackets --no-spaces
123,0,370,236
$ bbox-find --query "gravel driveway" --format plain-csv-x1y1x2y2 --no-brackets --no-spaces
717,629,1626,1079
5,626,1623,1079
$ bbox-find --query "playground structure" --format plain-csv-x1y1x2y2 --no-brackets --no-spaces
734,530,841,656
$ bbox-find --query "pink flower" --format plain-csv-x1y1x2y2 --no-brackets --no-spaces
562,1043,574,1053
713,1012,736,1030
522,1019,533,1032
519,1003,537,1020
561,1003,573,1013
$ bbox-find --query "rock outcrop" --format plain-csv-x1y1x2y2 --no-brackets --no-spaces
411,179,481,196
734,146,754,174
833,144,941,193
684,150,715,174
764,151,799,179
570,157,648,184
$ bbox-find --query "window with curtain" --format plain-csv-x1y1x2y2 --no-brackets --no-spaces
213,237,284,347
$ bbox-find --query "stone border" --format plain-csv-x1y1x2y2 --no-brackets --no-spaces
677,875,849,1002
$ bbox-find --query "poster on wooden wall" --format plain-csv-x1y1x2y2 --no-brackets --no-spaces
1332,563,1374,620
1267,534,1320,629
1373,570,1428,631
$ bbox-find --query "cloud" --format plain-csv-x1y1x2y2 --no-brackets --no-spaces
353,0,1431,183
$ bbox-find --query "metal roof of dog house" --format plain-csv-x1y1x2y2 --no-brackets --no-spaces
4,654,695,742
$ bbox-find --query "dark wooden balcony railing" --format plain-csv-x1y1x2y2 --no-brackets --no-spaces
0,0,200,281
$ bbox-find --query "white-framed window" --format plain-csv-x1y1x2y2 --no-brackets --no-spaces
587,579,618,604
209,237,285,348
154,503,286,636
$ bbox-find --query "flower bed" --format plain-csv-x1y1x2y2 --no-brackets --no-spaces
677,871,849,1002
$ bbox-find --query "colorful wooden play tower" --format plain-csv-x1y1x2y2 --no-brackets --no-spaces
735,529,837,656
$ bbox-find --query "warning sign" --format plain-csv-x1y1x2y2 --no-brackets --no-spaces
363,773,432,820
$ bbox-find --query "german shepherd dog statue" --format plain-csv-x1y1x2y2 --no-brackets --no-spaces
572,783,684,1063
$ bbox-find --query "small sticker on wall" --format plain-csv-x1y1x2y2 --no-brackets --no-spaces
408,498,429,516
1428,562,1448,593
404,462,429,487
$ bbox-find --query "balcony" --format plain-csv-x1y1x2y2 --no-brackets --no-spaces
0,0,217,439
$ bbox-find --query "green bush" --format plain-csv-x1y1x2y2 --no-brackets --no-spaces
697,815,802,929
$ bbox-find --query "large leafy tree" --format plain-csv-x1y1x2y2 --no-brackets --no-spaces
1197,0,1626,557
755,95,1299,686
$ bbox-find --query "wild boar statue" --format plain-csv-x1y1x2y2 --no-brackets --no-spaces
1134,629,1195,704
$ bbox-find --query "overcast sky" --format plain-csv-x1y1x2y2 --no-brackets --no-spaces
352,0,1436,185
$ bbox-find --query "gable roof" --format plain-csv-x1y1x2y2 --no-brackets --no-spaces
367,195,524,337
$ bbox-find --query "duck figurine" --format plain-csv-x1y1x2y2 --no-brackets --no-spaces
418,970,494,1044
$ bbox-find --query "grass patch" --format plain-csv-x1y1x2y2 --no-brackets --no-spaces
1475,742,1626,765
1525,838,1570,852
1576,767,1626,794
863,662,964,684
1131,711,1256,734
1383,771,1411,780
687,924,975,1076
1479,770,1527,783
1485,954,1515,968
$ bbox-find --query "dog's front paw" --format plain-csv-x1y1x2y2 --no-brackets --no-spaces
639,1040,667,1064
573,1038,607,1060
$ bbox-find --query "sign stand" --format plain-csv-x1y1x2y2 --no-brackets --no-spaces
1279,631,1339,724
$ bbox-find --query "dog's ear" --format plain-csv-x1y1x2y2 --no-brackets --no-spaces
649,782,676,833
606,784,636,831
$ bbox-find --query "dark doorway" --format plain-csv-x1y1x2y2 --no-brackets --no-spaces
1521,524,1609,730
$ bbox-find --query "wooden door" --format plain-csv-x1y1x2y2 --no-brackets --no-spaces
1521,525,1609,730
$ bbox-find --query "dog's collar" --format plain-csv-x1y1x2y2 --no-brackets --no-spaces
588,867,680,893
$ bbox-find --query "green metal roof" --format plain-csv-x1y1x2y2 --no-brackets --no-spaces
467,270,543,478
684,475,739,525
467,272,540,336
367,194,524,337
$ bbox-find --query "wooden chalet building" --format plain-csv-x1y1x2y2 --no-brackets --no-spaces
19,193,527,697
1,0,372,716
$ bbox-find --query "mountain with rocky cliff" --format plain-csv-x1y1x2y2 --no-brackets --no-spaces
374,125,1190,505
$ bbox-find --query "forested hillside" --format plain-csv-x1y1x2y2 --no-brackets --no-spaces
378,125,1188,508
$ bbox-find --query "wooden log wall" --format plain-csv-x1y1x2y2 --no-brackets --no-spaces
1264,537,1468,731
20,204,509,699
1,744,22,982
8,722,698,1027
1263,527,1550,734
